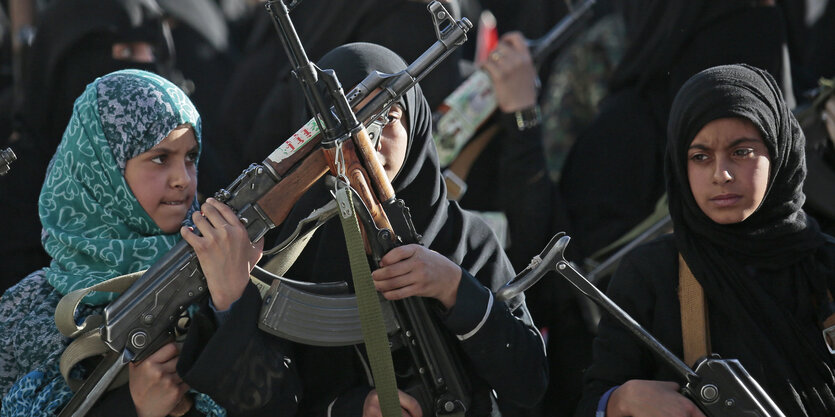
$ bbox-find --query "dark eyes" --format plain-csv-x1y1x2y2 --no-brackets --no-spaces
688,148,755,162
149,151,198,165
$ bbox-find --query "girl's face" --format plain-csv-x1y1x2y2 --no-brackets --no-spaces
124,125,199,233
373,104,408,180
687,117,771,224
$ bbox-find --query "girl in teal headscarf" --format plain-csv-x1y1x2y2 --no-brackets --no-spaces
0,69,256,416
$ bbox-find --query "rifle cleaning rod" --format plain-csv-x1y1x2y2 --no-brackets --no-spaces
556,256,700,382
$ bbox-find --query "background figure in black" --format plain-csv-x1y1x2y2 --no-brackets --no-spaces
0,0,187,292
224,0,465,174
443,3,619,415
559,0,792,263
776,0,835,101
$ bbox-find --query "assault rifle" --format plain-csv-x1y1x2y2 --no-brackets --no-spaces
509,234,787,417
56,1,471,416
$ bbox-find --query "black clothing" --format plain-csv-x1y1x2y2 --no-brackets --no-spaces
576,235,835,417
663,64,835,416
273,43,547,416
177,283,303,416
460,113,586,417
559,4,790,260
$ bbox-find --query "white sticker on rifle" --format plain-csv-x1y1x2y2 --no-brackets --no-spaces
267,118,321,164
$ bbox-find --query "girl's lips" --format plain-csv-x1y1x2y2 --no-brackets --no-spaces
710,194,741,207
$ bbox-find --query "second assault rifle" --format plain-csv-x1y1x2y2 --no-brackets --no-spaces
56,1,471,416
499,234,787,417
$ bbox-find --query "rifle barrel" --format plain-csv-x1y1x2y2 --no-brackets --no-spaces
554,237,699,382
528,0,596,62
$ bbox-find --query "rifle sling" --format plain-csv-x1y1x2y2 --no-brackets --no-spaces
336,185,401,417
679,255,711,368
261,199,338,277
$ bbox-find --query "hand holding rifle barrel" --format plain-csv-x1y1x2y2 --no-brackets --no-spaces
497,234,787,417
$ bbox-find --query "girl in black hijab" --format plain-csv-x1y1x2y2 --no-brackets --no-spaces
559,0,791,262
576,64,835,417
273,42,548,416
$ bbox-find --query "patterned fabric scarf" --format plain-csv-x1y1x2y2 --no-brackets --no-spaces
39,69,201,306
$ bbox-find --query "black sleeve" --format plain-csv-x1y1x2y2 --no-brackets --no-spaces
178,282,302,416
87,382,204,417
439,268,549,407
87,384,139,417
496,112,559,271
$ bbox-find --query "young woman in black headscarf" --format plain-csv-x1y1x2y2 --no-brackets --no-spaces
575,64,835,417
559,0,791,262
262,42,548,416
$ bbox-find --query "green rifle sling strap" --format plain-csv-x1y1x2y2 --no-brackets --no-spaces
335,185,401,417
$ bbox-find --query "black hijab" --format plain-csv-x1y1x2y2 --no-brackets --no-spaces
276,43,517,415
667,64,834,416
559,1,790,260
280,42,514,293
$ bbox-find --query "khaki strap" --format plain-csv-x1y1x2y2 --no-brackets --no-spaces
678,255,711,367
55,270,144,338
444,123,501,200
336,185,400,417
55,271,144,391
261,200,338,276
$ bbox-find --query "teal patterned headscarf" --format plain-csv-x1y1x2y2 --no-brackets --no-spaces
39,69,201,306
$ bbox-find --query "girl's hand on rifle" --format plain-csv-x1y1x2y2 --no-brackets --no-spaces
129,342,191,417
363,389,423,417
181,197,264,311
606,380,706,417
372,244,462,309
482,31,538,113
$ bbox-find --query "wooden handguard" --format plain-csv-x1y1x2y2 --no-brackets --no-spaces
322,130,394,236
350,127,395,202
258,149,330,226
